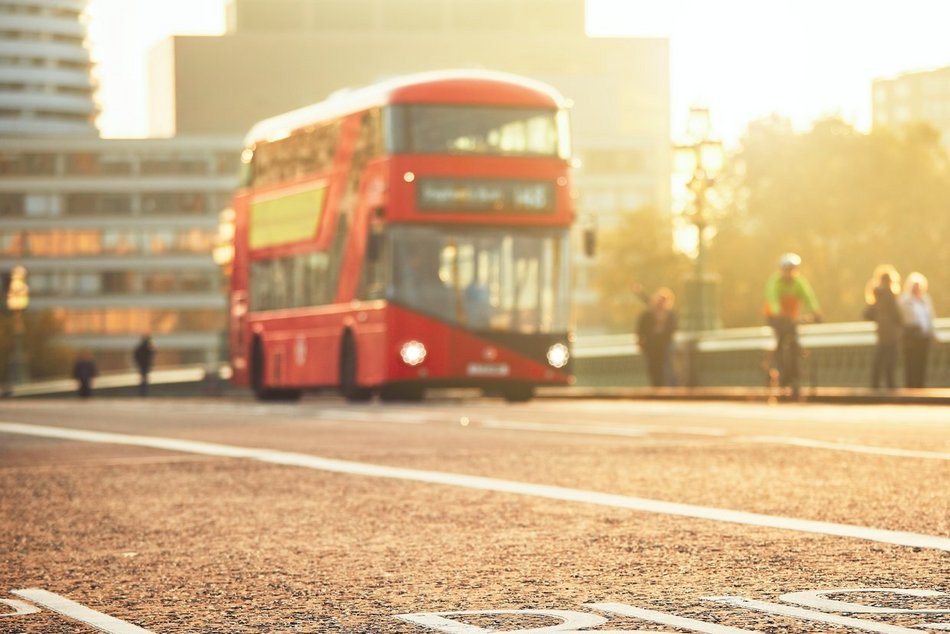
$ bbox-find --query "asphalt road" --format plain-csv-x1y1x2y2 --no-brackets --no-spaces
1,397,948,633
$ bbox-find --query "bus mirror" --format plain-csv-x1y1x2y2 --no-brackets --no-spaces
583,227,596,258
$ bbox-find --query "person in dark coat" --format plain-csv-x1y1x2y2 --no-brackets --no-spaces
636,288,678,387
73,350,98,398
133,334,156,396
864,265,902,389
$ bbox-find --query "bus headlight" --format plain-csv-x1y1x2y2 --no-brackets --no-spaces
400,340,427,366
546,343,569,369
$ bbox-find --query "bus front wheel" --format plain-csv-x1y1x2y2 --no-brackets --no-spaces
502,385,535,403
340,333,372,403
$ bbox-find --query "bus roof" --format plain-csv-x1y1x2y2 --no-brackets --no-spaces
244,69,570,146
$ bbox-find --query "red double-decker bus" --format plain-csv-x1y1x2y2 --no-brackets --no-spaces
228,70,575,402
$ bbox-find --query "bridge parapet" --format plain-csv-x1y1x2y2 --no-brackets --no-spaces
574,318,950,388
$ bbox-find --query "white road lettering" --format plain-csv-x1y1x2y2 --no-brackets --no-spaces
779,588,950,614
704,596,925,634
588,603,759,633
395,609,617,633
1,422,949,552
11,588,154,634
0,598,39,617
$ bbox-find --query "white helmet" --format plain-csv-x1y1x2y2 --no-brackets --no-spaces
778,252,801,270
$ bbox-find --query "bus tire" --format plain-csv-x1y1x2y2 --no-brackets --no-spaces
502,385,534,403
340,333,372,402
250,337,302,402
379,384,424,402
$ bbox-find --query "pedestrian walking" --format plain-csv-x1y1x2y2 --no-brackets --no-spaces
863,265,902,390
636,287,678,387
899,272,936,388
73,350,98,398
133,334,156,396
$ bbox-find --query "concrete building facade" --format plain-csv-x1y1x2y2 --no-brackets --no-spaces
873,65,950,145
0,0,243,376
0,0,97,137
0,136,240,372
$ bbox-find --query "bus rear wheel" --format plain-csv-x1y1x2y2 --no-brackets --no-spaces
340,333,372,402
250,337,301,402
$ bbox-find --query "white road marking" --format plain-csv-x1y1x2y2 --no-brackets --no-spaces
477,418,727,438
395,609,612,633
0,598,40,617
476,419,949,459
740,436,950,461
587,602,758,633
704,596,927,634
11,589,154,634
778,588,950,615
477,419,647,437
2,421,949,552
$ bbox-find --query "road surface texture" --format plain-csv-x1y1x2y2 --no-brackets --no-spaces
1,397,948,633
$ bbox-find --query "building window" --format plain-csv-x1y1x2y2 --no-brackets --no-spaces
24,193,61,217
66,153,100,174
142,192,208,214
0,193,25,217
0,153,56,176
56,308,225,334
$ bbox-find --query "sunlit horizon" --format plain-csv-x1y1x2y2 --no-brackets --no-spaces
86,0,950,144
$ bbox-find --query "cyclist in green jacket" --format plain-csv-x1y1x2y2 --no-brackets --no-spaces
763,253,822,396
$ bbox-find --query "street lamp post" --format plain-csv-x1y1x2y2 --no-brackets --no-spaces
5,265,30,390
674,107,724,386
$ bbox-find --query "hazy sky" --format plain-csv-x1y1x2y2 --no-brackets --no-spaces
86,0,950,143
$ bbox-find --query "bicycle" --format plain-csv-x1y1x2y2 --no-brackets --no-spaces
766,314,818,401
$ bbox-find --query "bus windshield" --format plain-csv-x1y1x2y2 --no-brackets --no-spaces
388,105,570,158
388,226,569,334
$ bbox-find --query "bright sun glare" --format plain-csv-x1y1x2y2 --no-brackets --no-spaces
587,0,950,143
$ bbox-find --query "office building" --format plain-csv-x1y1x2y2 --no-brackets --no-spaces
873,65,950,145
0,137,239,372
1,0,240,374
0,0,98,137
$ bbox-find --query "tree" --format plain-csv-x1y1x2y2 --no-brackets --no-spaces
582,207,692,333
0,310,74,384
710,116,950,326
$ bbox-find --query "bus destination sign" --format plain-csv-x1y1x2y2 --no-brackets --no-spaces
417,178,554,214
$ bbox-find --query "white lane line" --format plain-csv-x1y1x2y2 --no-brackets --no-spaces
2,421,949,552
471,418,947,460
477,419,647,437
11,588,154,634
741,436,950,461
477,418,727,438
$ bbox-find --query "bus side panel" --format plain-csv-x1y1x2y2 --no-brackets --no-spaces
246,303,388,389
256,316,342,388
